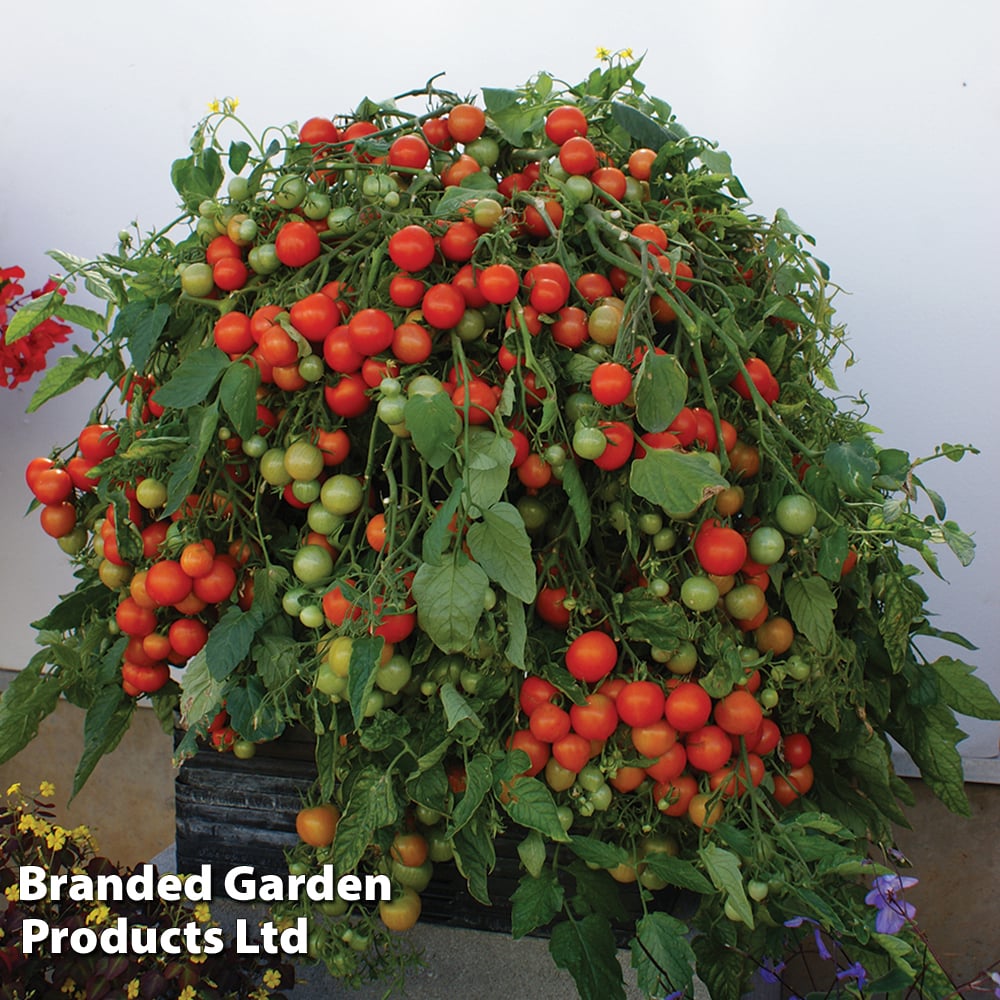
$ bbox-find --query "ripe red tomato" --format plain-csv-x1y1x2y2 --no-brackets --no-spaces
477,263,520,305
695,525,748,576
565,631,618,684
773,763,814,805
664,683,712,732
732,357,780,405
630,719,678,758
290,293,338,342
529,701,571,743
421,283,466,330
391,323,433,365
616,681,666,728
684,725,733,772
592,421,633,471
389,225,436,272
782,733,813,768
559,136,599,175
519,676,557,716
121,660,170,695
440,220,479,262
275,220,321,267
168,617,209,659
551,732,591,773
569,693,619,741
509,729,550,777
348,308,395,356
78,424,120,463
31,467,73,505
590,362,633,406
535,586,570,629
144,560,193,606
447,103,486,143
713,689,763,736
214,312,254,354
545,105,588,144
299,117,340,145
388,133,430,170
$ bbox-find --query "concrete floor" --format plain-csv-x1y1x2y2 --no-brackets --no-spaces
1,691,996,997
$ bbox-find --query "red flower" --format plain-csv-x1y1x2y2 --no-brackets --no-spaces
0,266,71,388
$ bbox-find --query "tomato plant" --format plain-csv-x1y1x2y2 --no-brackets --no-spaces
9,57,996,1000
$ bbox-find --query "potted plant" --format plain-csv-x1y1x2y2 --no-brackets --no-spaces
3,55,997,999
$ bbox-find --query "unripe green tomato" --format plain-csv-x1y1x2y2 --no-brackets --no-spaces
648,578,670,599
282,588,307,616
747,879,770,902
557,806,574,832
380,377,403,397
135,478,168,510
302,190,332,220
472,198,503,229
307,502,343,536
632,511,662,538
724,898,745,923
299,604,326,629
273,174,307,209
284,440,325,482
639,867,669,891
543,444,567,469
199,198,221,218
236,218,258,243
589,782,613,812
320,475,363,515
573,426,607,460
759,687,779,710
391,858,434,891
248,243,280,275
775,495,817,535
564,175,593,202
407,374,444,397
419,680,438,698
427,829,454,862
667,641,698,675
375,654,412,695
565,391,597,424
680,576,719,612
232,739,257,760
377,396,407,425
242,433,268,458
299,354,326,383
227,176,250,200
363,690,385,718
546,158,570,183
316,894,349,917
609,501,628,533
517,496,549,532
623,177,644,202
482,587,497,612
464,136,500,166
785,656,811,681
652,527,677,552
57,527,88,556
315,665,347,698
414,803,442,826
749,526,785,565
292,544,334,584
577,764,605,793
260,448,293,486
650,646,671,664
196,216,219,240
180,262,215,298
291,479,322,505
455,308,486,342
326,206,357,235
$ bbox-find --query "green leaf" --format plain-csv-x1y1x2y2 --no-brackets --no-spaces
404,392,460,469
619,588,692,649
641,853,713,894
630,912,696,999
4,291,62,343
699,843,754,928
611,101,678,149
72,687,134,799
26,352,108,412
54,302,106,334
439,682,483,734
412,556,489,653
31,583,109,632
940,520,975,566
0,659,62,765
152,347,229,408
634,352,688,433
511,870,564,938
824,439,879,498
165,403,220,516
816,524,849,582
568,862,627,922
699,148,733,175
406,763,450,813
482,88,545,146
880,573,925,671
549,915,626,1000
228,140,251,173
462,429,516,511
111,300,171,373
505,593,527,669
219,361,261,440
347,636,385,730
223,675,286,742
517,830,548,879
567,836,627,870
692,933,749,1000
784,576,837,653
205,603,263,681
333,792,373,875
928,657,1000,720
558,457,592,545
499,777,570,842
453,821,496,906
447,754,493,835
177,648,224,731
421,478,464,567
630,449,727,517
251,630,300,691
466,502,537,603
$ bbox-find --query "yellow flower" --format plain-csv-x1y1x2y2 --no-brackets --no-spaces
5,885,19,902
60,979,76,995
39,780,55,799
46,826,68,851
263,969,282,988
207,100,222,114
618,47,634,60
193,901,212,924
224,96,240,113
86,903,110,926
6,782,21,796
249,990,269,1000
595,46,611,60
178,987,197,1000
190,952,207,964
126,981,140,1000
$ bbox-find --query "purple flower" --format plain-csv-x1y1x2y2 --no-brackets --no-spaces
758,957,786,984
663,992,684,1000
836,961,868,991
988,971,1000,999
864,874,918,934
783,915,832,960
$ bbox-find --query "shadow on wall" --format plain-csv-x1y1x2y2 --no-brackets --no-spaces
0,672,175,868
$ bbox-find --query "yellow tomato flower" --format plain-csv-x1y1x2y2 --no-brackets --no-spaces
224,96,240,112
178,987,197,1000
208,100,221,114
6,782,21,796
595,46,611,60
126,981,140,1000
619,47,635,60
39,780,55,798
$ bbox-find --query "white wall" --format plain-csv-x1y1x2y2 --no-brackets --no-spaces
1,0,997,756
